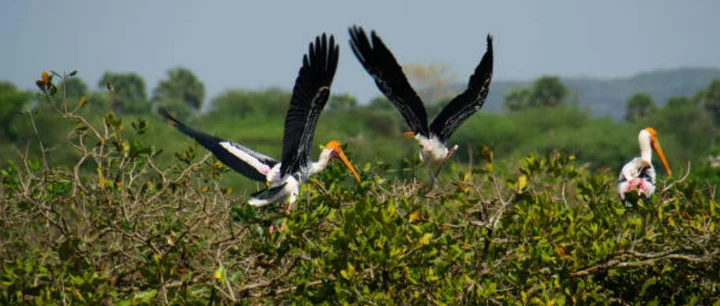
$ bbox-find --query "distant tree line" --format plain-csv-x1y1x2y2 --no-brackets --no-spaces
1,67,720,187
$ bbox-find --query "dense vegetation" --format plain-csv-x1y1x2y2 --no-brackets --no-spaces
1,70,720,304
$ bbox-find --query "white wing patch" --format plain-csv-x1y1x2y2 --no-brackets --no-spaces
266,163,282,183
620,158,651,182
220,141,272,174
248,175,299,207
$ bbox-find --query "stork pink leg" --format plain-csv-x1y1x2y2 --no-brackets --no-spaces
285,201,295,214
444,144,460,161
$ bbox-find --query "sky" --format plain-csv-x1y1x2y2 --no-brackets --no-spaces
2,0,719,105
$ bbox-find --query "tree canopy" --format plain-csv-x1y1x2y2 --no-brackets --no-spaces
152,67,206,111
58,77,88,99
504,76,569,111
624,92,656,123
698,79,720,125
98,71,148,114
0,81,32,141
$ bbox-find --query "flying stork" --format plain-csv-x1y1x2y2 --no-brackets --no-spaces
160,33,360,214
348,26,493,180
618,127,671,205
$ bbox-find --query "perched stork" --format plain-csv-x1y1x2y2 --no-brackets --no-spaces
618,127,671,204
160,34,360,214
348,26,493,172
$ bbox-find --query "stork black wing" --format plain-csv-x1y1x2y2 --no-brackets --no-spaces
429,34,494,143
279,34,339,177
159,108,278,182
348,26,429,136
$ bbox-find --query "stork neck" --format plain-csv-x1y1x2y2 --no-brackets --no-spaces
309,149,333,176
639,133,652,163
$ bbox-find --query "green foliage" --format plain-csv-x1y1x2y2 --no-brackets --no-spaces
207,88,290,120
2,71,720,305
58,76,89,100
481,68,720,119
504,75,569,112
625,92,656,123
3,71,718,195
504,87,531,112
697,79,720,125
665,96,694,108
328,93,358,111
2,118,719,304
644,100,717,163
99,71,149,115
369,96,392,110
0,81,32,141
530,75,568,107
152,66,206,111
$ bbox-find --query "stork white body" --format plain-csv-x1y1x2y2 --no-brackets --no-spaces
414,134,458,164
618,157,656,200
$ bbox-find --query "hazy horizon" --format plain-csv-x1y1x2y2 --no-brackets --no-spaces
2,1,719,104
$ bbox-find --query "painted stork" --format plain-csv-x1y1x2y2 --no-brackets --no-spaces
618,127,671,204
160,34,360,214
348,26,493,173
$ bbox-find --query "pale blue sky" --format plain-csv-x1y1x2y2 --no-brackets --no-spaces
2,1,719,104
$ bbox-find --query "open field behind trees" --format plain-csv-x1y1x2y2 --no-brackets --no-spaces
1,69,720,304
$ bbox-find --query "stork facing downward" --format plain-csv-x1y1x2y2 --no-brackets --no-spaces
618,127,671,205
348,26,493,182
160,34,360,215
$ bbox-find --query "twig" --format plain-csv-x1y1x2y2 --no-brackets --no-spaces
571,250,717,277
237,257,302,295
662,160,691,192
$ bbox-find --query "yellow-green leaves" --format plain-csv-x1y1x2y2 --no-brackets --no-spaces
508,175,529,192
518,175,528,191
408,211,421,222
213,265,226,282
418,233,432,246
340,262,355,280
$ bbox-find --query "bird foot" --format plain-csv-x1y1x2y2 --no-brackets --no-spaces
268,220,287,233
444,144,459,160
276,201,295,215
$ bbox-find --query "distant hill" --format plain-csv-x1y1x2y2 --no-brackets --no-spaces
472,67,720,119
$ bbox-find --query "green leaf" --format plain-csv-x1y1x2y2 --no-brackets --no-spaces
134,289,157,303
710,199,717,217
58,237,80,261
116,300,132,306
213,265,226,282
418,233,432,246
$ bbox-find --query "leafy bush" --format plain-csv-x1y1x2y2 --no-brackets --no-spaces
1,72,719,305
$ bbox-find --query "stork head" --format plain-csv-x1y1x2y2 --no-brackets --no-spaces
640,127,671,177
323,140,361,182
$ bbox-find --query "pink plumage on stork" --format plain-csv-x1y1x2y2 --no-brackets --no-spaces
160,34,360,216
348,26,493,182
618,127,671,205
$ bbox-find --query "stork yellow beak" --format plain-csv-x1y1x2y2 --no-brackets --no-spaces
325,140,361,183
403,131,415,138
649,133,671,177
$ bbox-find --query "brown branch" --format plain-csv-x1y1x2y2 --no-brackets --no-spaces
571,250,717,277
253,280,324,298
237,257,302,295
